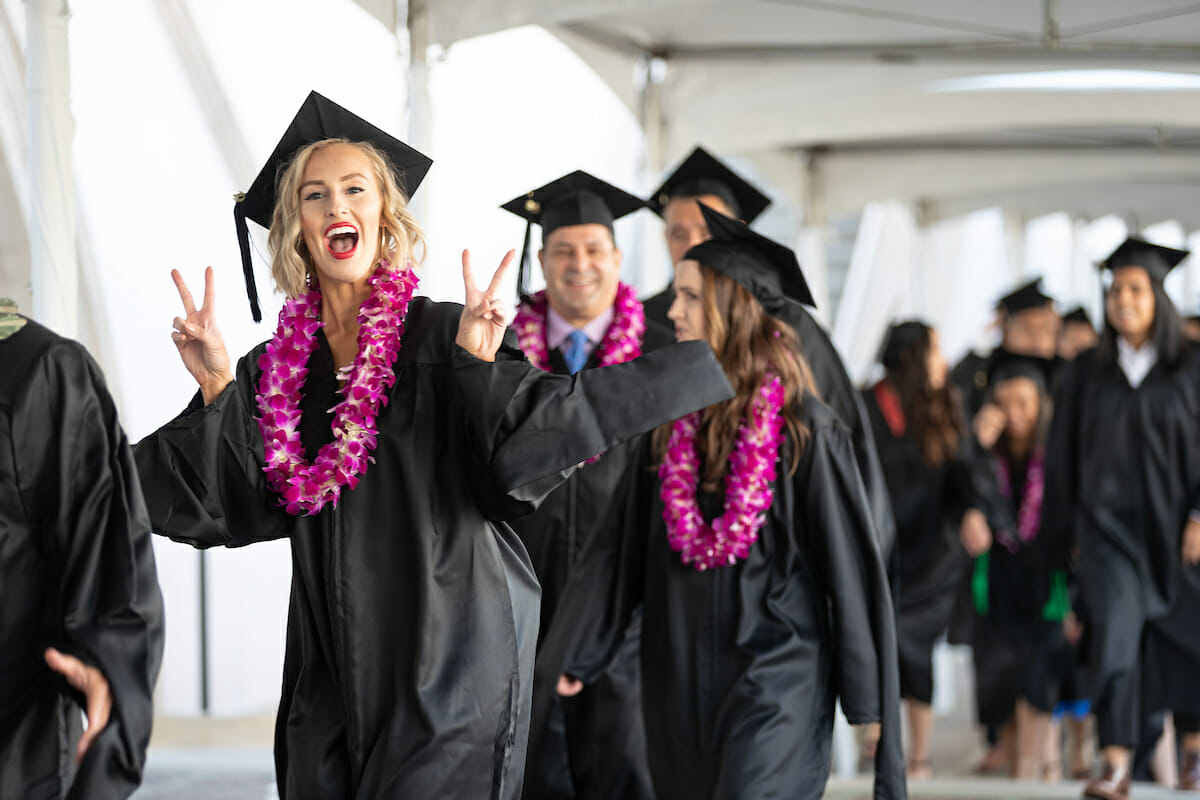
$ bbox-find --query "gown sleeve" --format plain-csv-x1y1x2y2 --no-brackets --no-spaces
133,349,290,549
800,406,906,799
15,341,165,800
452,336,732,520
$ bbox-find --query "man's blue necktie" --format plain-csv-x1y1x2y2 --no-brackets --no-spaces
563,329,590,374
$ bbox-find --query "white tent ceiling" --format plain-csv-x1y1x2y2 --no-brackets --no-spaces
403,0,1200,227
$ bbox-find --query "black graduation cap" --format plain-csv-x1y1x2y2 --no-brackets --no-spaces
1062,306,1093,327
646,146,771,223
996,278,1054,315
988,348,1055,391
234,91,433,322
500,170,644,300
879,321,929,371
1099,237,1190,283
683,202,815,314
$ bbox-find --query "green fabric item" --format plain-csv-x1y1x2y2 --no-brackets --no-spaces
972,551,989,616
0,298,25,340
1041,569,1070,622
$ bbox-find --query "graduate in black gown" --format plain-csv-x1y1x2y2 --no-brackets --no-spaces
0,301,164,799
1060,306,1099,362
133,93,733,800
540,203,905,800
1042,238,1200,800
862,321,987,780
502,172,658,800
641,147,897,572
969,353,1079,781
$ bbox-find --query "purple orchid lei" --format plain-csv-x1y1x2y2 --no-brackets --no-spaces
513,282,645,372
994,447,1045,553
659,372,787,571
514,281,645,465
255,258,417,515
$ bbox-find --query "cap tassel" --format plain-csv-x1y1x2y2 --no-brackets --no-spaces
516,218,533,303
234,200,263,323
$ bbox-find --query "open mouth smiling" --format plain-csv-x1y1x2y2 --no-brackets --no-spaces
325,222,360,260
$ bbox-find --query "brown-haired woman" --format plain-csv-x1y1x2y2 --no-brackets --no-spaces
133,94,733,799
541,203,905,799
862,320,988,779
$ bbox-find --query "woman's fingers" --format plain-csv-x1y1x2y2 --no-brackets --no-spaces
461,249,477,296
486,249,516,294
172,269,197,316
202,266,217,314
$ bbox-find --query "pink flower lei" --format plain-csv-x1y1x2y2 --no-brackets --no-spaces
513,282,645,465
993,447,1045,553
658,372,787,570
513,282,645,372
255,258,417,515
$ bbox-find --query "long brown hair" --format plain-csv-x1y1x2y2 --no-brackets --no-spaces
653,265,817,491
881,321,962,466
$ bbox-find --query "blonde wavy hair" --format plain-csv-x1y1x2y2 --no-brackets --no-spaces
267,138,426,297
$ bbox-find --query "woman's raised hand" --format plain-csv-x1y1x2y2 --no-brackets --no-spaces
456,249,515,362
171,267,233,404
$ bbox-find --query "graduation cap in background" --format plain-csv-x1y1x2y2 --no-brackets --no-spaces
1062,306,1093,327
996,278,1054,315
878,320,930,371
1099,237,1190,283
683,202,815,314
501,170,644,301
987,348,1056,391
234,91,433,322
646,146,771,224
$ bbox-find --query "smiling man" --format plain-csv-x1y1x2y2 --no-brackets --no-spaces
502,171,662,800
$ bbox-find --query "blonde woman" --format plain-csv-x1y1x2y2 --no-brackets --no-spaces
134,93,731,800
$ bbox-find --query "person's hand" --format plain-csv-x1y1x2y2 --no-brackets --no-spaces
456,249,515,362
171,268,233,404
1063,611,1083,646
960,508,993,557
557,674,584,697
44,648,111,763
1183,517,1200,565
972,403,1006,450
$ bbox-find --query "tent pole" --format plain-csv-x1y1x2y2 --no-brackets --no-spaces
26,0,77,337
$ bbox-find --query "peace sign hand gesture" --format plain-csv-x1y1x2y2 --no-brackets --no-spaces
171,267,234,404
456,249,515,363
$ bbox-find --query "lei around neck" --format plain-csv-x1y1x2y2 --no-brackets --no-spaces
255,259,417,515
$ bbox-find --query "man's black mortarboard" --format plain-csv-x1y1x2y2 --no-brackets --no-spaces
988,348,1055,391
234,91,433,322
879,321,930,371
500,170,644,300
1062,306,1093,327
646,146,771,224
1099,237,1190,283
683,202,815,314
996,278,1054,315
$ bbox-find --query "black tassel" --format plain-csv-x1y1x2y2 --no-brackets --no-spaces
234,200,262,323
517,219,533,303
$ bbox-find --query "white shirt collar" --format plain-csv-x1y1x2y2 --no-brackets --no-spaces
1117,336,1157,388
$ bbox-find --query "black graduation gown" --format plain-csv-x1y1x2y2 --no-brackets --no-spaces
644,288,897,562
539,394,906,800
133,298,733,800
0,319,164,800
1042,346,1200,746
860,386,976,705
511,345,654,800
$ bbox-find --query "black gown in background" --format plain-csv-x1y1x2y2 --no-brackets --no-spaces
0,319,164,800
512,344,656,800
538,394,906,800
1042,345,1200,747
644,289,897,561
861,385,978,705
134,298,732,800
